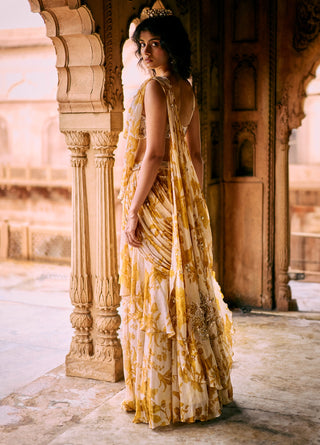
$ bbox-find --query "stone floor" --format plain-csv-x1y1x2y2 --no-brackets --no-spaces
0,260,319,444
0,260,72,400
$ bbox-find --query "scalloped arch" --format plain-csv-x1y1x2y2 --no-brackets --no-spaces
28,0,108,113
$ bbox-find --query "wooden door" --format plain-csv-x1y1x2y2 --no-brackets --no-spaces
203,0,275,309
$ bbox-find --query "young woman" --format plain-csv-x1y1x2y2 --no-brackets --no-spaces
119,10,233,429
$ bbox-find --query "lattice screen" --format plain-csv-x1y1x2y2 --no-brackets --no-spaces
6,224,71,263
30,230,71,262
8,228,24,259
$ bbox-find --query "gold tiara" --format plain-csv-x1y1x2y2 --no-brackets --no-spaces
140,1,173,20
145,8,173,18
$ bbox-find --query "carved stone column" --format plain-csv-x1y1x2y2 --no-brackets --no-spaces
63,131,93,376
91,130,123,382
275,99,297,311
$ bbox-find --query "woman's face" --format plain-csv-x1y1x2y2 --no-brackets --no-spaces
138,31,169,72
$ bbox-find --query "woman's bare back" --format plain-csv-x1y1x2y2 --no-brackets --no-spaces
135,77,195,163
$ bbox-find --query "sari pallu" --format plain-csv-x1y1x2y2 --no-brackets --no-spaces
119,77,233,429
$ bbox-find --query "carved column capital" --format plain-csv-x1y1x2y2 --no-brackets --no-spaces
63,130,90,154
90,130,119,156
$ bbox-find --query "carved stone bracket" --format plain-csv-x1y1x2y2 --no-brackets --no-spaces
293,0,320,52
28,0,108,113
63,131,93,361
91,130,123,381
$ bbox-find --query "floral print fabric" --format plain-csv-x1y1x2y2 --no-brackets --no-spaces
119,77,233,429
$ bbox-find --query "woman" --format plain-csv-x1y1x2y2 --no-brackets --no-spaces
119,10,233,429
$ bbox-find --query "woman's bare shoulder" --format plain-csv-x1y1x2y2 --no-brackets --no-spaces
144,78,167,103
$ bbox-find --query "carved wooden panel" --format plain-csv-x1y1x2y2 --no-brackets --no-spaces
219,0,274,308
223,182,263,306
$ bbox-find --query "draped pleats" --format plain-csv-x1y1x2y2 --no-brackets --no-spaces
119,77,233,429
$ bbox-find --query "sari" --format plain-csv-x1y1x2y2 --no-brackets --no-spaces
119,76,233,429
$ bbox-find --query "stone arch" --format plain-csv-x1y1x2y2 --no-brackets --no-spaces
275,50,320,310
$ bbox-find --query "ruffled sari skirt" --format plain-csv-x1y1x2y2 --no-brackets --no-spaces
119,163,233,429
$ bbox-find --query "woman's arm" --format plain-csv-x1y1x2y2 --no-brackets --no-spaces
185,104,204,186
125,80,167,247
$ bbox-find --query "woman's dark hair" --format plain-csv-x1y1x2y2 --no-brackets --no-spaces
132,15,191,80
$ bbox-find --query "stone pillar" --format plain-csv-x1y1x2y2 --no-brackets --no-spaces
91,130,123,381
275,101,297,311
63,130,94,374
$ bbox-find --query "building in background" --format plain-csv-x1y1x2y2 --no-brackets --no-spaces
0,26,72,263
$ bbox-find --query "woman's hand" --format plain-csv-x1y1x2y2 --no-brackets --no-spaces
125,211,142,247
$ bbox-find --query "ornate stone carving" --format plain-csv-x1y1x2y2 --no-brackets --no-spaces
275,97,296,310
232,121,257,137
63,130,93,361
91,129,123,379
64,130,90,154
28,1,108,113
90,130,119,154
277,88,290,146
293,0,320,52
68,306,93,358
232,122,257,176
103,0,124,111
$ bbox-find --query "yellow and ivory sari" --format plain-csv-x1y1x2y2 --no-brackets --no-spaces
119,76,233,429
